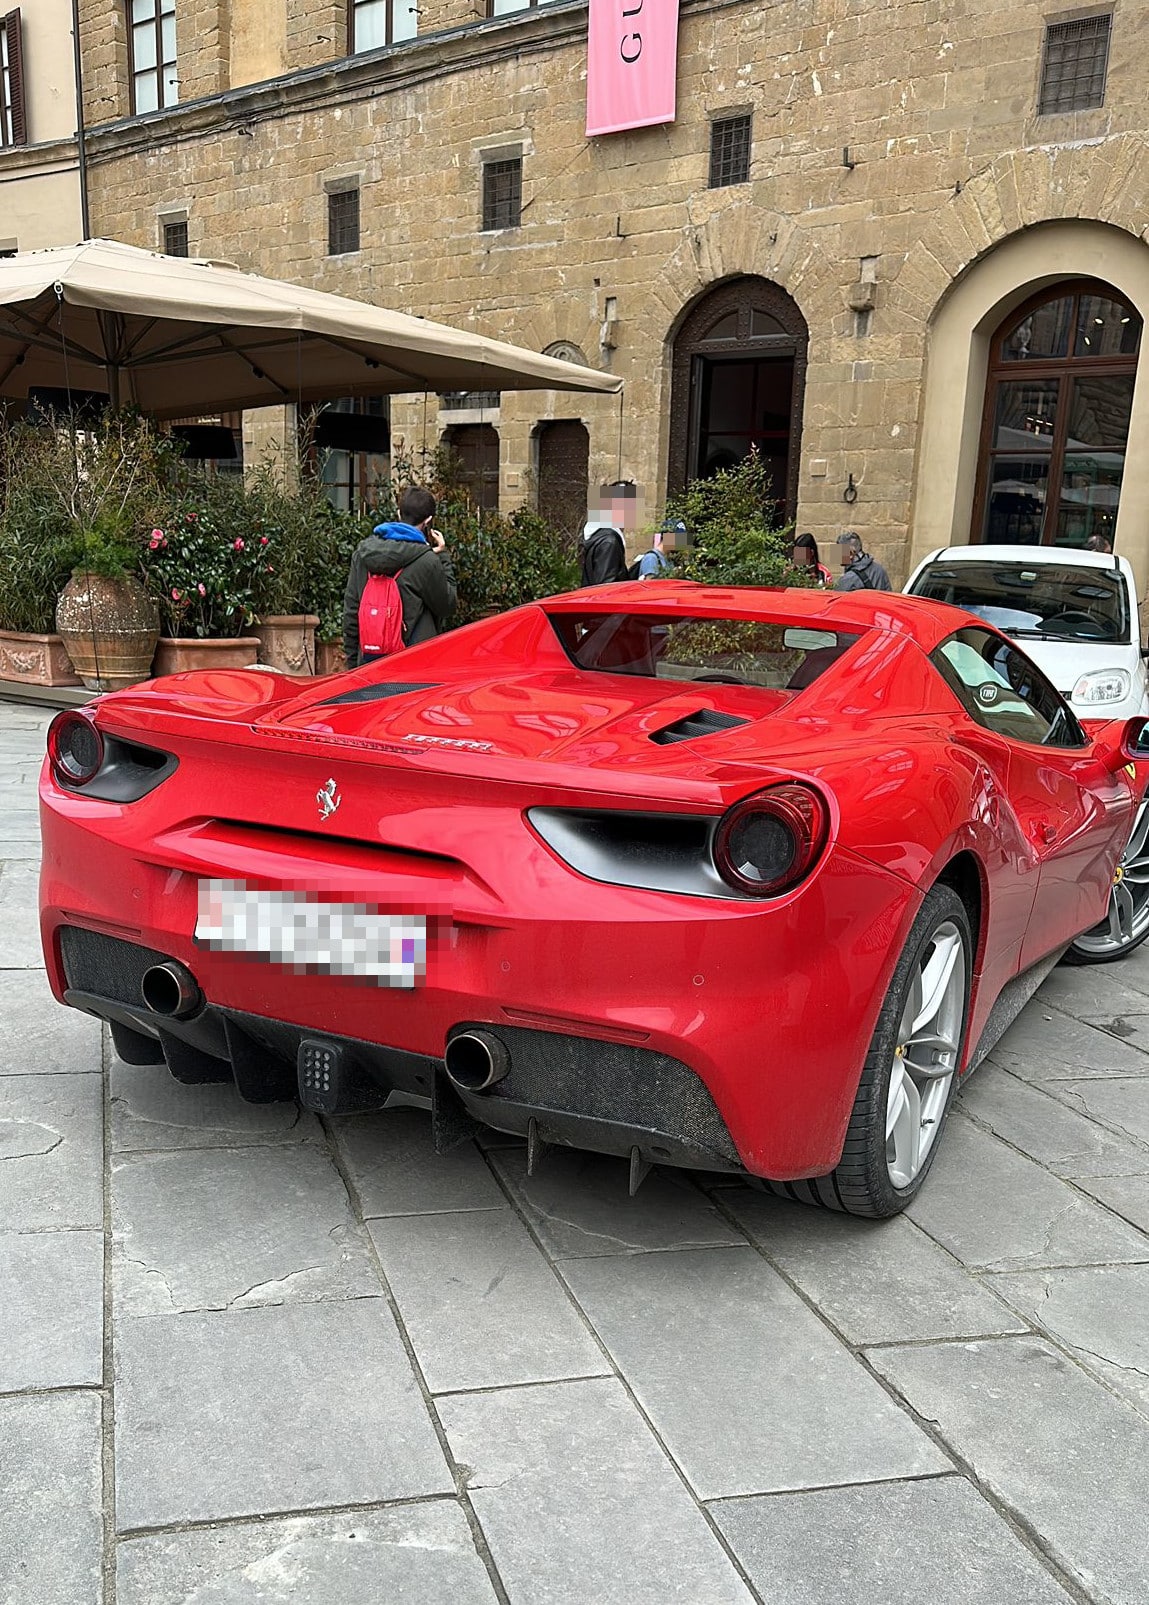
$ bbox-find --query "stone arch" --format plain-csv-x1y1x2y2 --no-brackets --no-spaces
906,217,1149,595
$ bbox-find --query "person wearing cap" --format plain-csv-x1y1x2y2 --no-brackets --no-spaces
834,531,892,592
633,518,685,579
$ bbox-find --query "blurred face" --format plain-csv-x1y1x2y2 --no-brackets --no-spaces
790,545,813,567
591,484,644,534
839,542,857,568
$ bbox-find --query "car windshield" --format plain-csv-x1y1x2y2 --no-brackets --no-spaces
548,613,861,691
909,560,1129,644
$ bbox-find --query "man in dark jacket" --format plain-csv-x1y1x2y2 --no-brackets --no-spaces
579,480,638,585
343,487,457,668
834,531,892,592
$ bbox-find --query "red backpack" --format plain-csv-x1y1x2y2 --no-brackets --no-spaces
358,573,405,659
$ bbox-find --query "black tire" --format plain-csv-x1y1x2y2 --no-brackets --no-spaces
771,884,972,1219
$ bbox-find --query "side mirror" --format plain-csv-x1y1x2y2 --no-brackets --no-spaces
1121,716,1149,761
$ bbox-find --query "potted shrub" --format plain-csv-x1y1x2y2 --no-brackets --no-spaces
7,413,171,692
247,470,358,676
0,435,82,685
141,478,266,675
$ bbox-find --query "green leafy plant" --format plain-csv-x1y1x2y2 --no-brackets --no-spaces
141,478,276,638
663,450,807,589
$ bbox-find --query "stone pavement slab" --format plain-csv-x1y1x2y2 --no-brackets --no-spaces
0,860,44,966
492,1147,744,1258
1052,1076,1149,1146
561,1246,949,1498
957,1065,1149,1176
906,1113,1149,1270
116,1500,499,1605
0,1071,103,1229
869,1337,1149,1605
719,1191,1026,1345
989,1004,1149,1081
1038,960,1149,1014
988,1263,1149,1417
331,1106,508,1217
110,1058,320,1151
0,968,103,1076
440,1377,755,1605
0,1392,103,1605
114,1298,452,1530
367,1208,608,1394
0,1228,104,1390
1074,1173,1149,1232
113,1143,379,1316
709,1476,1075,1605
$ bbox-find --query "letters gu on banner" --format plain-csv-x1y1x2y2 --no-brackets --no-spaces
586,0,681,138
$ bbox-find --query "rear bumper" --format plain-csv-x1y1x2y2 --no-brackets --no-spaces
40,781,922,1179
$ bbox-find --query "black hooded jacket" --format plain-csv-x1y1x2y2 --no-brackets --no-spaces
342,529,457,667
580,525,628,586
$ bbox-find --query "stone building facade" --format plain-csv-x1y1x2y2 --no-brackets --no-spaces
76,0,1149,587
0,1,84,250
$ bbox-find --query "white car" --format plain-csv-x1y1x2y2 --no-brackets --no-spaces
904,544,1149,721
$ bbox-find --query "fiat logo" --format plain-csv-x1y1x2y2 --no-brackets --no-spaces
317,778,341,821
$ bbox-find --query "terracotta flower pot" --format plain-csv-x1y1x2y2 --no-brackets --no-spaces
314,639,346,677
152,636,262,677
0,629,83,687
55,572,159,692
253,614,320,676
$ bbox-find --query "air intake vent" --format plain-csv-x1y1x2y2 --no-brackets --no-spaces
650,708,748,745
322,682,437,706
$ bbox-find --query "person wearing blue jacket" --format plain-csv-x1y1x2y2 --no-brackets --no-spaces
343,487,457,668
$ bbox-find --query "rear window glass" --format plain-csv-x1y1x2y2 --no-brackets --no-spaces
909,560,1129,644
548,613,860,691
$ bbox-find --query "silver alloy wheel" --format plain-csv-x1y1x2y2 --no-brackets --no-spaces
885,920,966,1189
1070,798,1149,959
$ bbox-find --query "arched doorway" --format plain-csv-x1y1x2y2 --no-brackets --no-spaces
972,280,1142,547
535,420,589,542
668,277,808,517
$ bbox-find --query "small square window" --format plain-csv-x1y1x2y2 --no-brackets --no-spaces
328,187,360,255
709,115,752,189
482,158,522,232
1038,13,1112,115
162,219,188,257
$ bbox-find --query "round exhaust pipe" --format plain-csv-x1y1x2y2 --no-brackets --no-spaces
141,961,202,1019
443,1030,511,1093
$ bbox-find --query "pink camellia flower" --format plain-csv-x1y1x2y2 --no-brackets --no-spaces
197,582,206,596
265,564,274,574
233,538,245,551
186,512,197,522
259,536,269,546
171,588,181,601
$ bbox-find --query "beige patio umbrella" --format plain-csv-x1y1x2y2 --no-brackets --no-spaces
0,239,622,416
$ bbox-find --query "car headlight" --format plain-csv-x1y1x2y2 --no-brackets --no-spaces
1072,669,1131,705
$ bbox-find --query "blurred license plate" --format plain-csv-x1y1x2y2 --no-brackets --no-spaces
195,879,427,987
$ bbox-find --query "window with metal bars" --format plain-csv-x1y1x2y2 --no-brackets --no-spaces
1038,13,1112,114
162,219,189,258
349,0,417,50
0,10,27,147
328,187,361,255
482,159,522,231
709,115,752,189
128,0,178,115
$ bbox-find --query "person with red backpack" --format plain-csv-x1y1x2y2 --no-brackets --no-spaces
342,487,457,669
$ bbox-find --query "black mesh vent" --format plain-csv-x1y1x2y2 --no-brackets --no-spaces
322,681,438,705
650,708,748,745
60,927,172,1007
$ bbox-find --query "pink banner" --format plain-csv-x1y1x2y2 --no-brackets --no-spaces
586,0,680,138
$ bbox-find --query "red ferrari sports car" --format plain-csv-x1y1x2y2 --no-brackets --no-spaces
39,583,1149,1216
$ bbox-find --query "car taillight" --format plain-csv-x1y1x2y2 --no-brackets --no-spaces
713,783,828,897
47,711,105,787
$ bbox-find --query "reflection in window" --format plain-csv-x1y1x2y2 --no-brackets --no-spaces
976,282,1141,549
932,629,1084,747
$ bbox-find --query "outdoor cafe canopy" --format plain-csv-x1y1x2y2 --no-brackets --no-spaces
0,239,623,419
